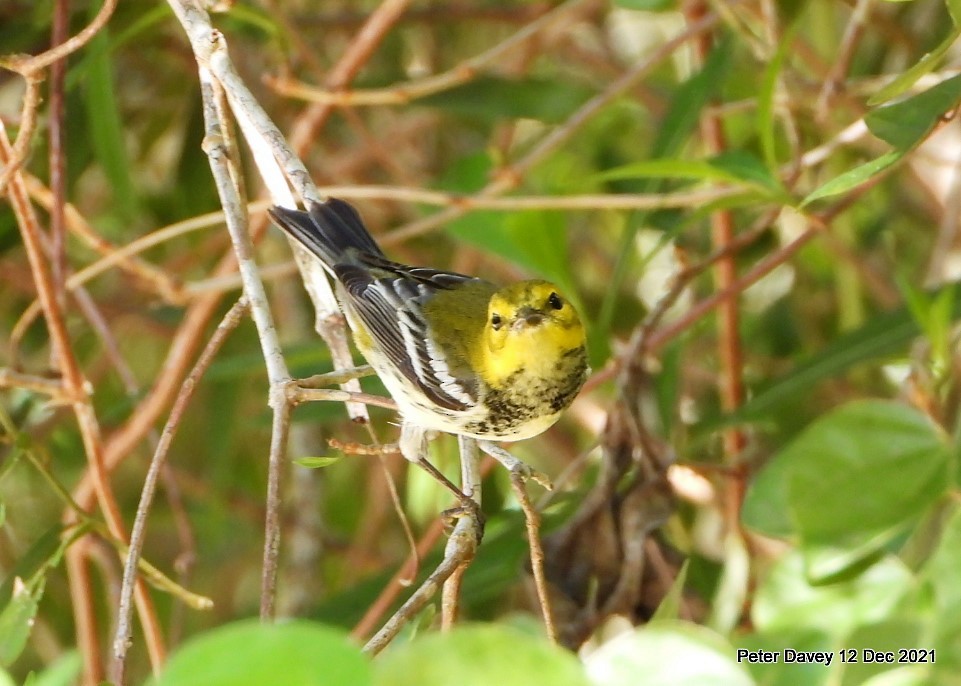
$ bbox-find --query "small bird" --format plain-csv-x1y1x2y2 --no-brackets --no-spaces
268,198,588,491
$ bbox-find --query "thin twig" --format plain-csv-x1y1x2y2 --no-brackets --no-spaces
440,437,483,630
268,0,589,106
0,368,71,401
510,474,557,643
110,297,248,685
365,447,483,655
196,68,295,621
379,10,721,246
0,74,42,194
0,0,117,74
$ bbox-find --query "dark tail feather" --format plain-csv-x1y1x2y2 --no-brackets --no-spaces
268,198,384,268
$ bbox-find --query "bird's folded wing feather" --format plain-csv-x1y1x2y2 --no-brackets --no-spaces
336,260,481,412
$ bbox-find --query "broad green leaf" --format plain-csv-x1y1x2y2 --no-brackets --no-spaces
0,578,44,667
838,620,926,686
868,27,961,105
866,73,961,149
418,77,594,125
752,552,913,640
859,667,932,686
734,629,833,686
583,621,754,686
153,620,370,686
801,151,902,206
744,400,950,554
0,668,15,686
293,456,343,469
374,624,590,686
30,651,81,686
920,505,961,674
746,400,950,575
787,400,949,536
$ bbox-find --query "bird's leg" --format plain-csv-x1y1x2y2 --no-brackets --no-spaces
477,441,553,491
400,423,480,516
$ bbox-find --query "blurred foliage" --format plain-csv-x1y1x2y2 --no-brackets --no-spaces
2,0,961,684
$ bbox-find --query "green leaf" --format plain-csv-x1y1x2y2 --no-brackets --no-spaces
30,651,81,686
735,629,833,686
868,27,961,105
839,620,926,686
596,39,732,350
757,27,796,171
0,525,66,614
800,151,902,206
709,150,780,188
744,400,951,578
948,0,961,27
582,621,753,686
651,36,732,159
597,151,781,194
729,291,961,424
418,77,594,125
293,455,343,469
80,26,139,223
614,0,676,10
919,504,961,674
373,624,590,686
0,577,44,667
153,620,370,686
866,73,961,149
447,209,575,295
651,560,689,621
752,552,913,640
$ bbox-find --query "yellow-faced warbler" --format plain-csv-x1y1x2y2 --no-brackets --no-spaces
269,198,588,488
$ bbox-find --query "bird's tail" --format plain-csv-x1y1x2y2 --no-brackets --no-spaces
268,198,384,268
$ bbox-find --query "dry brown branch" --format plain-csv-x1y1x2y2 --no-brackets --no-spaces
1,119,167,683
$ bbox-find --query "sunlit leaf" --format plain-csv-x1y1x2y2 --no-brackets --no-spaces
744,400,951,577
0,578,43,667
800,151,902,206
374,624,589,686
583,621,753,686
153,620,370,686
293,455,343,469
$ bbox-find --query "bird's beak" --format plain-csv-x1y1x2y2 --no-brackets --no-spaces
512,306,544,331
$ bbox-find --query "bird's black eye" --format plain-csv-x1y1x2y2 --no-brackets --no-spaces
548,292,563,310
491,313,503,330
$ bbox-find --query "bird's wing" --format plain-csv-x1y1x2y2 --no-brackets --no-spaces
336,259,482,412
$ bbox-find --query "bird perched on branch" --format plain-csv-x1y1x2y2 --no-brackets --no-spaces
269,197,588,494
